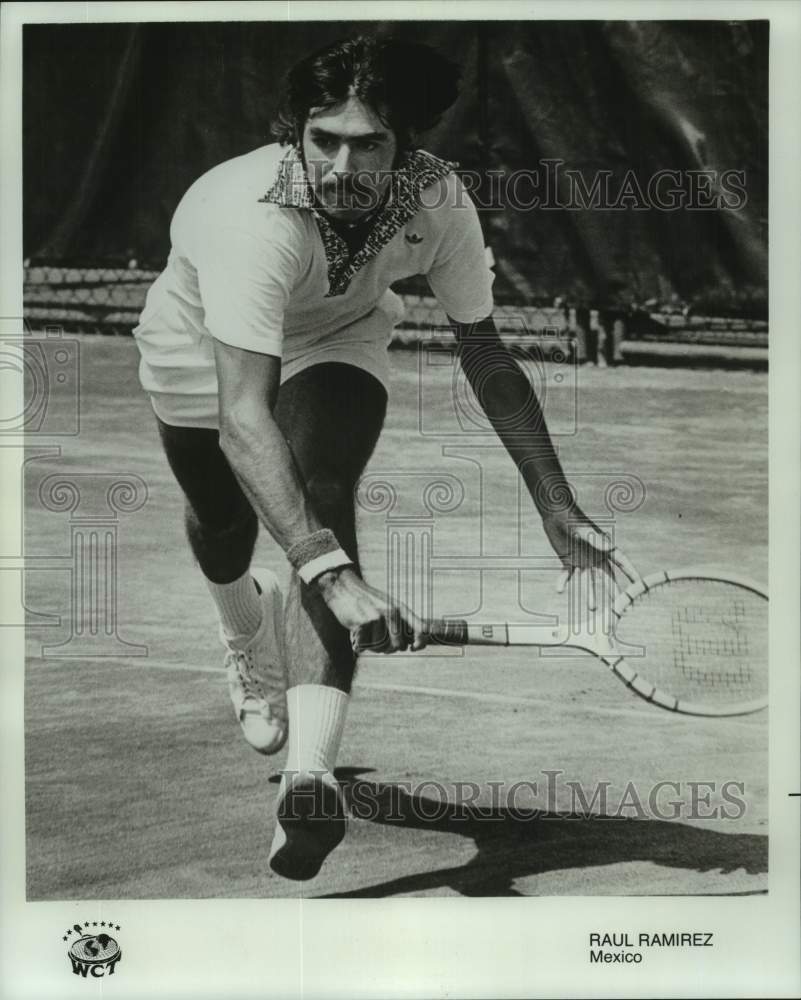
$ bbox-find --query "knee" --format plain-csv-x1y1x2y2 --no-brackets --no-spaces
184,499,257,539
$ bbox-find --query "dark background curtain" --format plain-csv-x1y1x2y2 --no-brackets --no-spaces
23,20,768,313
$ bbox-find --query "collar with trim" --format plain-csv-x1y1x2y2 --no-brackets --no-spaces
260,145,457,296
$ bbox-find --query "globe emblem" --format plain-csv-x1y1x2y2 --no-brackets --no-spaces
69,933,120,965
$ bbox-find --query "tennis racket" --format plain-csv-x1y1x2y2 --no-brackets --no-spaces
423,568,768,718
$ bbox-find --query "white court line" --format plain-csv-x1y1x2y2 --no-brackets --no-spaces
356,679,648,717
30,656,767,729
30,659,224,675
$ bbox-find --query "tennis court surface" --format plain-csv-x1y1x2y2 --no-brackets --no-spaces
24,336,768,898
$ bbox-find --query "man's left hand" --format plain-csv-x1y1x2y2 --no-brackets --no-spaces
541,507,642,612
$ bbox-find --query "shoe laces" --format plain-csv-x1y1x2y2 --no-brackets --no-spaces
234,648,267,701
228,647,285,719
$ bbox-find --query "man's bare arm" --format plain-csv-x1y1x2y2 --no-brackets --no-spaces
452,315,641,600
213,340,322,550
212,338,426,649
451,314,568,514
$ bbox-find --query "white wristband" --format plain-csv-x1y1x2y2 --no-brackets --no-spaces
297,548,353,585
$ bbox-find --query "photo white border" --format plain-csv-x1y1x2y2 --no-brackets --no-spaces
1,2,798,996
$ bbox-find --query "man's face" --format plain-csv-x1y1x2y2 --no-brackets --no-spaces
301,95,398,222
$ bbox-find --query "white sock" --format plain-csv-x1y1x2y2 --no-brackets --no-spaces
205,570,263,640
283,684,349,781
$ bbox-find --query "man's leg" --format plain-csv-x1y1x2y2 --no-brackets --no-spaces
269,361,388,880
155,419,258,585
274,363,388,692
155,418,287,753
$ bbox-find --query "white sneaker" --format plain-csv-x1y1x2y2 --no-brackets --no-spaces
269,771,348,881
223,567,288,755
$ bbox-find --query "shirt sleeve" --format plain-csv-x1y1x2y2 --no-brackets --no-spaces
426,175,495,324
193,220,300,357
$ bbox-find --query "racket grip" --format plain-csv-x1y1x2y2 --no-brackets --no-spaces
426,618,470,646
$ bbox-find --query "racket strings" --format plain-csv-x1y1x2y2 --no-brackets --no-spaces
616,579,768,706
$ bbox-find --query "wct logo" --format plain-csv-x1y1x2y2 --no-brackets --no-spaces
63,921,122,978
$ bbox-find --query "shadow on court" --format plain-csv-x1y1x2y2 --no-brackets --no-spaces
303,768,768,898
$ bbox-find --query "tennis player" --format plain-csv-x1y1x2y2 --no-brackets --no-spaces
133,35,640,881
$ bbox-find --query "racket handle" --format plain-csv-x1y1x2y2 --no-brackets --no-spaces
425,619,511,646
426,618,470,645
351,619,470,654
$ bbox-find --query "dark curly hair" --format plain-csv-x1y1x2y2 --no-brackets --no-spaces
271,35,461,154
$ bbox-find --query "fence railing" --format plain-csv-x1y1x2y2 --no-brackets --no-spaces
22,261,768,351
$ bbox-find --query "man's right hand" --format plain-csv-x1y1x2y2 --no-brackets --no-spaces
315,567,428,654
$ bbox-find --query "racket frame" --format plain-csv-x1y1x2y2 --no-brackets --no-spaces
607,567,768,716
435,566,768,718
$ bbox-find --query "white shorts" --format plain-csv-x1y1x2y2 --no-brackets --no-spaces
136,294,400,430
146,338,390,429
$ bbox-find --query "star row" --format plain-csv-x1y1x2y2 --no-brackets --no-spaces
63,921,121,940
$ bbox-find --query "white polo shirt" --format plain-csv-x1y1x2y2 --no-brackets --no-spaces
133,143,495,427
